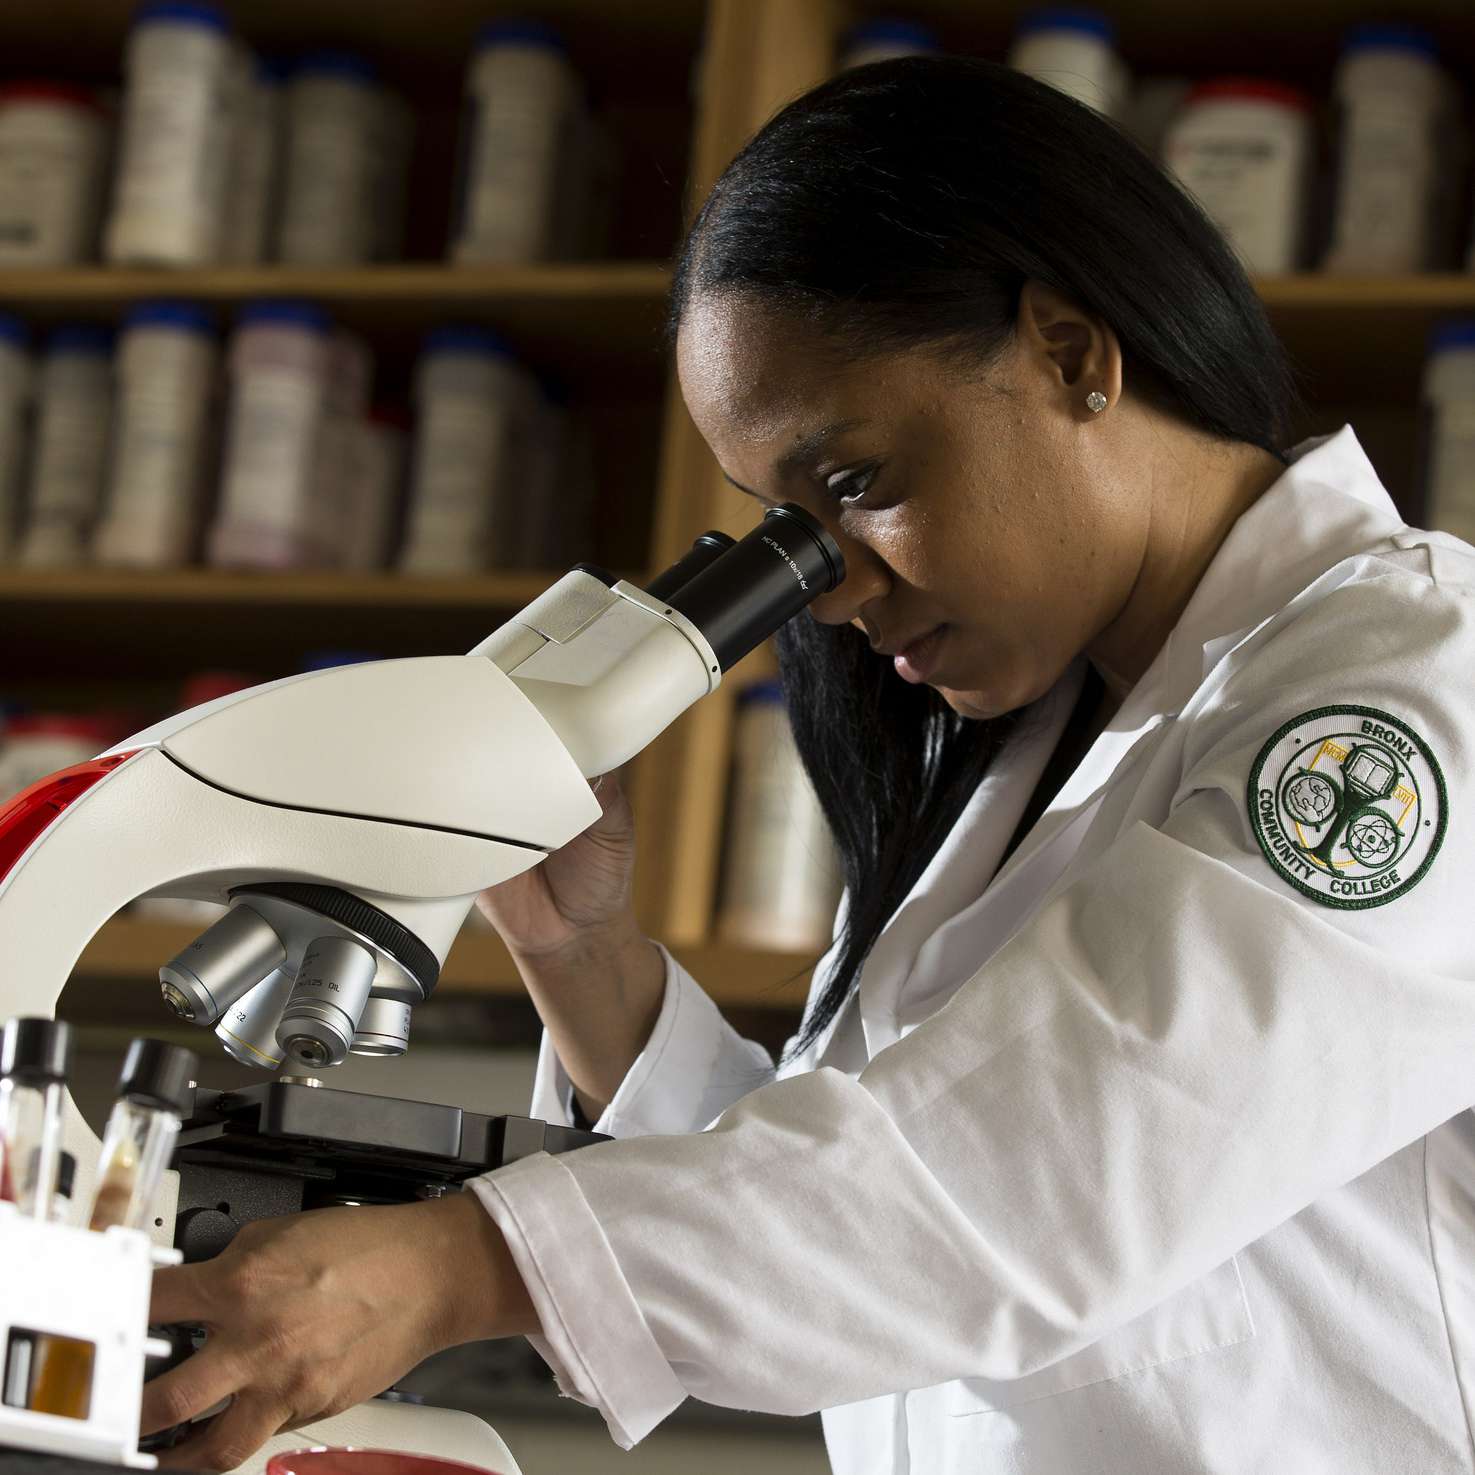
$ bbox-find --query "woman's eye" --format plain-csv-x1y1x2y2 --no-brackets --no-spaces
825,465,879,504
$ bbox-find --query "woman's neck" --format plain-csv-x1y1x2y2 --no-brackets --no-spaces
1088,430,1284,704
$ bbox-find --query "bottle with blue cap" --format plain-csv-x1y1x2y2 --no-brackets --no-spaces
837,19,941,71
1007,7,1128,119
453,20,587,264
0,315,30,563
209,300,334,570
278,51,406,266
221,53,286,265
1422,321,1475,545
104,1,238,265
717,680,844,953
93,300,218,570
17,326,113,569
1323,24,1457,274
401,325,541,575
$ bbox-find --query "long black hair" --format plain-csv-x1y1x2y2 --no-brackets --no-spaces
669,58,1299,1056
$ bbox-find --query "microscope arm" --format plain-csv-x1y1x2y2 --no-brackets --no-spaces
0,743,546,1234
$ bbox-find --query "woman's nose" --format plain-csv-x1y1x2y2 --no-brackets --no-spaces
805,525,890,627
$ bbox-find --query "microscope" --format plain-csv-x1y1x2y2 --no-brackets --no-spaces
0,504,842,1470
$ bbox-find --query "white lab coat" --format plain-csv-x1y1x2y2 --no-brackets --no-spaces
471,426,1475,1473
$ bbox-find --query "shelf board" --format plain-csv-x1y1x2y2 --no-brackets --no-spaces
0,566,642,683
0,262,671,306
0,263,1463,392
1255,274,1475,405
849,0,1475,74
73,919,815,1012
0,567,568,609
0,263,674,381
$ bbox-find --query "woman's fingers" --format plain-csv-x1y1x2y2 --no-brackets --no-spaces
149,1260,222,1326
155,1392,285,1473
138,1346,242,1437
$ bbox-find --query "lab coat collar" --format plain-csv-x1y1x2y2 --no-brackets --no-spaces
1006,428,1403,838
839,426,1405,1058
1147,425,1405,717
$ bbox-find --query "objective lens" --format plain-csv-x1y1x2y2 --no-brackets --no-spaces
160,904,286,1026
350,997,413,1057
214,967,296,1070
276,936,378,1068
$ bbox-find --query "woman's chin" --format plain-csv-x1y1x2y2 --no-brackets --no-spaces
935,683,1011,720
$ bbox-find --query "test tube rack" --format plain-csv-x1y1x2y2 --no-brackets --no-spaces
0,1200,177,1466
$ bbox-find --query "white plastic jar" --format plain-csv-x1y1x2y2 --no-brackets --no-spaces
1324,25,1456,274
341,406,407,572
0,713,119,803
221,55,284,264
105,1,236,266
17,325,114,569
306,329,374,564
716,681,844,953
1008,6,1128,118
1163,79,1315,275
1422,322,1475,545
401,326,534,575
208,300,332,569
0,316,31,562
452,21,583,264
838,19,940,70
93,300,218,569
502,379,569,569
277,52,384,265
0,83,108,265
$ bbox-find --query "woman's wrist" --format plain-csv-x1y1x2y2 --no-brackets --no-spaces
508,908,651,979
423,1190,540,1347
511,916,667,1109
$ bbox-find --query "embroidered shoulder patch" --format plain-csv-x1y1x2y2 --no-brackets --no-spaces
1246,705,1447,909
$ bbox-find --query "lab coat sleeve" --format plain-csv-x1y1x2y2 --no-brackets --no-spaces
473,568,1475,1446
527,943,774,1137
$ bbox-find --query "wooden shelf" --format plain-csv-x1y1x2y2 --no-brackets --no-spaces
0,263,675,382
0,261,670,307
0,567,574,610
72,918,815,1013
1257,274,1475,403
0,566,646,686
846,0,1475,80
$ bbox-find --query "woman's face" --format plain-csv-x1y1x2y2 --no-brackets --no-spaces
675,283,1148,720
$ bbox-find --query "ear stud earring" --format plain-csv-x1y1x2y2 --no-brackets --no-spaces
1086,391,1108,414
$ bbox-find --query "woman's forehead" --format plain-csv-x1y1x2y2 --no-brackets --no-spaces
676,293,922,444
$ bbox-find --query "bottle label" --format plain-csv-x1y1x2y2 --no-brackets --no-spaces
218,367,323,532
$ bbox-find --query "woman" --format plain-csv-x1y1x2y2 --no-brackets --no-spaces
143,59,1475,1474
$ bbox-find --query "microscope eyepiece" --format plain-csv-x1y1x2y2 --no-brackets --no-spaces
644,531,735,602
657,504,844,672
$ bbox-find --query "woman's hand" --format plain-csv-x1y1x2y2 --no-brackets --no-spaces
140,1194,538,1472
472,769,665,1114
475,770,638,959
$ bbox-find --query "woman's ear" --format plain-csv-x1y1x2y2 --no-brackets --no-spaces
1017,279,1123,414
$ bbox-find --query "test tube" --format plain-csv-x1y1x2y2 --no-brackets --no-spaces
30,1040,197,1418
0,1017,72,1218
87,1038,198,1231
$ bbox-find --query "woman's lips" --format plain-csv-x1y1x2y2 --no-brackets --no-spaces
894,625,946,684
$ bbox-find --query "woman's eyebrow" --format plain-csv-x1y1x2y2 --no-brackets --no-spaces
719,418,870,498
775,419,867,476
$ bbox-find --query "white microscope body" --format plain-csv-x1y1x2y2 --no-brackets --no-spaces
0,506,841,1471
